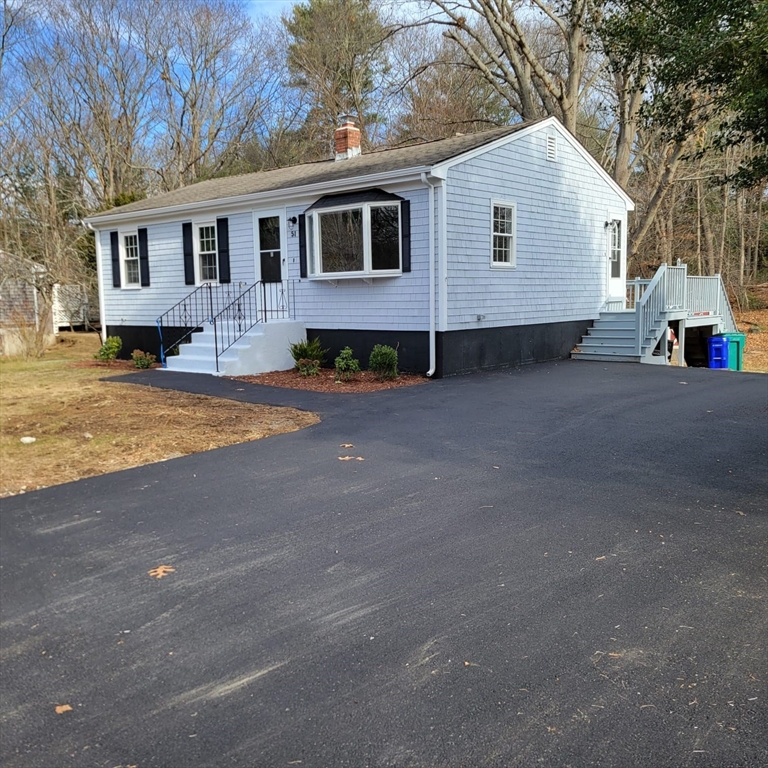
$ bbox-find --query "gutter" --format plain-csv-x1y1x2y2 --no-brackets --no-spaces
421,170,446,377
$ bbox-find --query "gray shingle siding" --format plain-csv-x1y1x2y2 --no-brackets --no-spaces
445,129,627,330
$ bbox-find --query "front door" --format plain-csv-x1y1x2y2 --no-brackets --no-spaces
607,217,625,301
258,215,282,283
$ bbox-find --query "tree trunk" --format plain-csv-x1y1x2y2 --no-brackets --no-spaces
630,139,687,259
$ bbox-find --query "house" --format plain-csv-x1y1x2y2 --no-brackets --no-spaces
84,116,734,377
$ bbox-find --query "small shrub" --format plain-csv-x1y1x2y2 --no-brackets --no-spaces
334,346,361,381
131,349,156,369
289,337,328,368
297,357,320,376
369,344,398,380
95,336,122,361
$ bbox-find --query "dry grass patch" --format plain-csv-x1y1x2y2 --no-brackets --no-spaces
1,333,318,497
736,309,768,373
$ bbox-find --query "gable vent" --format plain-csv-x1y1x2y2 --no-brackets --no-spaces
546,134,557,161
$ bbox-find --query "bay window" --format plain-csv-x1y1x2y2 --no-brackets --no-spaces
303,190,409,279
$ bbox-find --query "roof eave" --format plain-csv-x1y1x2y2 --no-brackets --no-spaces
83,165,432,227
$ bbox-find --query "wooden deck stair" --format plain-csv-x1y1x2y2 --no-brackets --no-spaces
572,264,737,365
572,310,665,364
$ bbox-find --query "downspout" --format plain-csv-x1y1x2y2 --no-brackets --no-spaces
421,173,437,377
83,220,106,342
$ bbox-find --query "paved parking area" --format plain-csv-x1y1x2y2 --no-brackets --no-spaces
1,362,766,767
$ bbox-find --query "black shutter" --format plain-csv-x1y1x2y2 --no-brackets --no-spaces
400,199,411,273
110,231,121,287
298,214,307,278
138,227,150,287
182,222,195,285
216,217,230,283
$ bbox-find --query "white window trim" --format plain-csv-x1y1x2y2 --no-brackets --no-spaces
194,220,219,285
119,229,141,289
308,201,402,280
490,200,517,270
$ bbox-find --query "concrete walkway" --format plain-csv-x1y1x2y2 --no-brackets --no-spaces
1,362,766,767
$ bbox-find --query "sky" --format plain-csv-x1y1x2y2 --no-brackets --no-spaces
245,0,296,21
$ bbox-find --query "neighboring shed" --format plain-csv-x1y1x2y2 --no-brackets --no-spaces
0,251,54,356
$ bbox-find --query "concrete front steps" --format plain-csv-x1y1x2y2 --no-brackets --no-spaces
165,320,306,376
572,311,665,364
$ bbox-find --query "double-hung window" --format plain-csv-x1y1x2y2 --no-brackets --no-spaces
491,201,516,268
198,224,218,282
307,200,402,278
122,232,140,286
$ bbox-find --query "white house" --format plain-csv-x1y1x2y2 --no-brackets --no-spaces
84,116,735,376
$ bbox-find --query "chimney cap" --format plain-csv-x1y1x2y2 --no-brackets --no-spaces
339,114,357,127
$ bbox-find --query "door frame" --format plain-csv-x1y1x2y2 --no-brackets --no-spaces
605,210,627,302
253,208,287,283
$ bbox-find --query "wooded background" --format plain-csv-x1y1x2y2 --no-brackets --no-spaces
1,0,766,324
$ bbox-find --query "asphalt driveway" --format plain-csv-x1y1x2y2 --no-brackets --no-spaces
1,361,766,767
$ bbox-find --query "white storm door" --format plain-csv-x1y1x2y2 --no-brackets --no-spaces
607,217,625,300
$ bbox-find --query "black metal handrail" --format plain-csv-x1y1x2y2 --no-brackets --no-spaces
212,280,294,371
156,282,249,366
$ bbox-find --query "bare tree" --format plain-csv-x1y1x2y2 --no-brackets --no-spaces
144,0,285,189
386,25,515,143
427,0,604,134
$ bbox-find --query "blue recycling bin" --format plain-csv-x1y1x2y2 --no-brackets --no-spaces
708,336,729,369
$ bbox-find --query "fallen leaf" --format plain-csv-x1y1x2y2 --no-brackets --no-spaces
608,652,622,658
735,510,746,516
595,556,606,561
340,443,354,448
356,457,364,461
679,381,688,385
338,456,354,461
55,704,73,714
148,564,175,579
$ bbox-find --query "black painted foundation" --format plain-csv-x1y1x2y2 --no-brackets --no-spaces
309,319,592,377
106,324,191,360
306,329,430,374
109,320,591,374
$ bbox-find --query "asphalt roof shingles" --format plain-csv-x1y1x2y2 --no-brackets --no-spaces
89,121,541,219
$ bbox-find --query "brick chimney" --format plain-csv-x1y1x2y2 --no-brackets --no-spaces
334,116,361,161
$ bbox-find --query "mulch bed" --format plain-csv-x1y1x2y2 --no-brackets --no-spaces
233,368,429,393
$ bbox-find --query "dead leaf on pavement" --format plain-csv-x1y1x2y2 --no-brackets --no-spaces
148,565,175,579
735,510,746,516
55,704,73,714
340,443,354,448
338,456,354,461
595,556,606,561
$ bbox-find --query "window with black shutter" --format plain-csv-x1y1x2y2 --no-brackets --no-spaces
302,189,411,278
